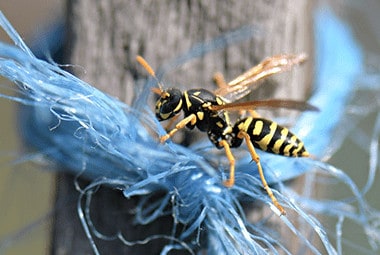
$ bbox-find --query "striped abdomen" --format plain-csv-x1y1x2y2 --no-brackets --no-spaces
233,117,309,157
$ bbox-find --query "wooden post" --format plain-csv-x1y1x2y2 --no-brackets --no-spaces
52,1,314,254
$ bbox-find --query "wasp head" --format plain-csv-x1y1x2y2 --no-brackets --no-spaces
155,88,183,121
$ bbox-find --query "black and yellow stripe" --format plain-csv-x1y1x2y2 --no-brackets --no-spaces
234,117,309,157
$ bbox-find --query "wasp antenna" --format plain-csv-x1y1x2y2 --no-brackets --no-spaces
151,87,162,95
136,55,164,91
136,55,156,76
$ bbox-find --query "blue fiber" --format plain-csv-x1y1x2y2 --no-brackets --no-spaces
1,6,379,254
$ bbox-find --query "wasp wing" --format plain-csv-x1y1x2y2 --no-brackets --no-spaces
214,53,307,102
210,99,319,112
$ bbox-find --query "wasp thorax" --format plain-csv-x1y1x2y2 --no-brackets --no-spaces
155,88,183,121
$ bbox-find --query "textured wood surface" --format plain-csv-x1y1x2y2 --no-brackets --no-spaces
52,1,314,254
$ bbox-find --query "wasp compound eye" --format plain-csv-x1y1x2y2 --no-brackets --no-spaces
155,88,183,121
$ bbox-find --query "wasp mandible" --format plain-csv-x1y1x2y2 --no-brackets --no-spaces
136,54,317,216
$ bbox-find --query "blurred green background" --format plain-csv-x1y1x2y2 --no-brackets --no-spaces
0,1,379,254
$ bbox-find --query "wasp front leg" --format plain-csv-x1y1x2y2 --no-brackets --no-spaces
163,114,180,131
160,114,197,143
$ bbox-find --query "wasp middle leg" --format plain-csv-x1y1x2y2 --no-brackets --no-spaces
219,140,236,188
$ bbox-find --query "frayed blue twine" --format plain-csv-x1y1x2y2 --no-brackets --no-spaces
0,6,379,255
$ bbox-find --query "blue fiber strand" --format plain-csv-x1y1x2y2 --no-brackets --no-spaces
1,6,379,255
295,8,363,156
155,25,259,80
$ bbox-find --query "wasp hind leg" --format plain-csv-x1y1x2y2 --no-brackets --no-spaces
160,114,197,143
247,109,261,118
238,130,287,216
213,72,228,89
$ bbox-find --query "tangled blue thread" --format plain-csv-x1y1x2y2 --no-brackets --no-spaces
0,6,379,255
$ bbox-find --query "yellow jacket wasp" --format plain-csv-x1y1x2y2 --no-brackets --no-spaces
136,54,318,215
